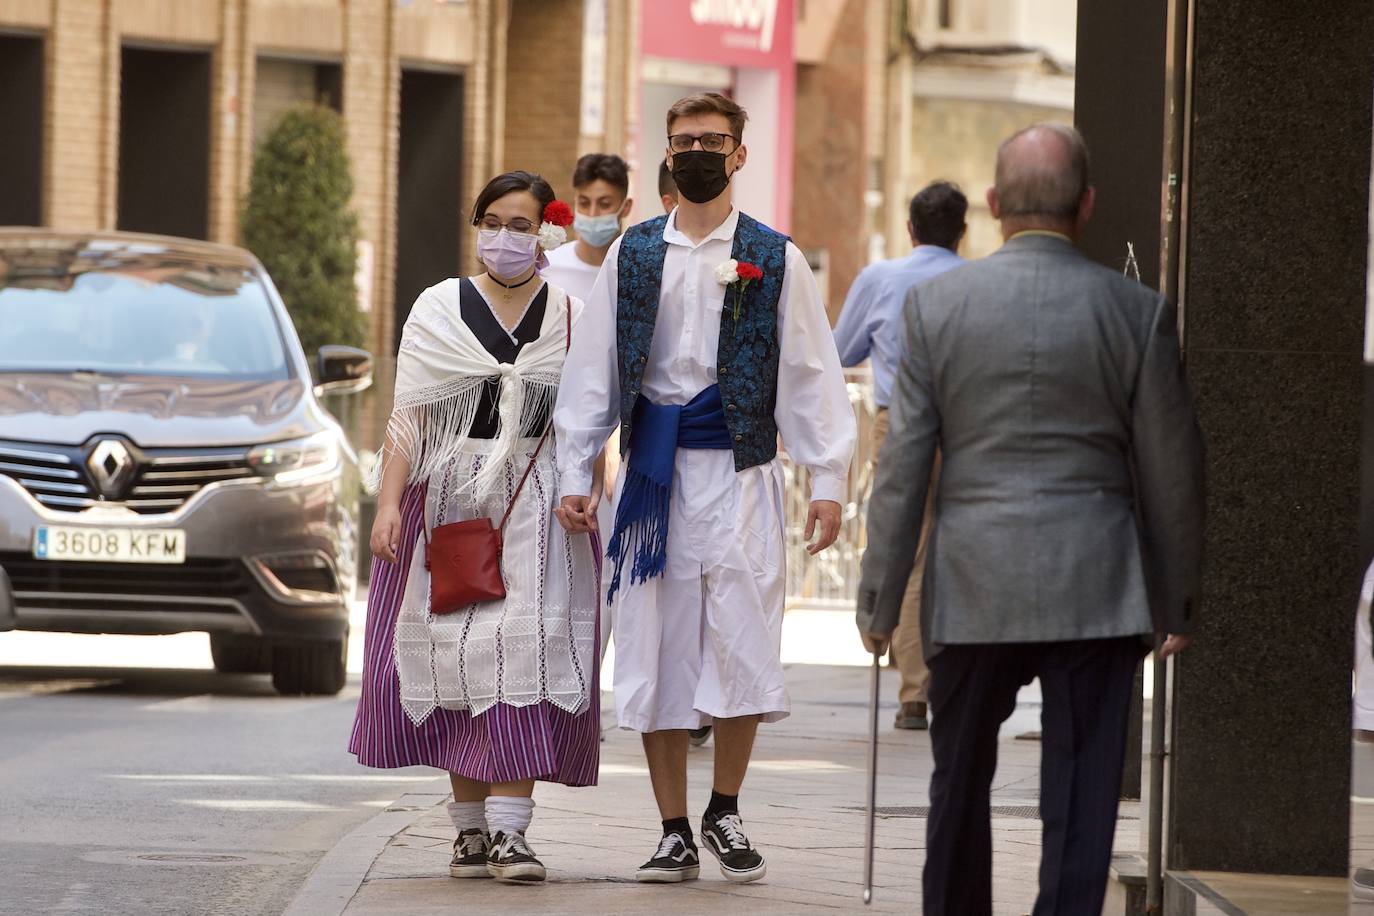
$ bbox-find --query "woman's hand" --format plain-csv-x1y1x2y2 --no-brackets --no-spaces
370,502,402,563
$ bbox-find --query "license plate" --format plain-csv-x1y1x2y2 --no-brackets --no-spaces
33,526,186,564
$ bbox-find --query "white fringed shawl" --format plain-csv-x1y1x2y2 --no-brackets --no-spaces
369,278,576,498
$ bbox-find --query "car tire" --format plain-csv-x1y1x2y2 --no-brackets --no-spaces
210,634,272,674
270,638,347,696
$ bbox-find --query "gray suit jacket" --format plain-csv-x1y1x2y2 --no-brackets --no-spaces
856,233,1204,650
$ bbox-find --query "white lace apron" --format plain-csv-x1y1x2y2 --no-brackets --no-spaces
393,436,597,725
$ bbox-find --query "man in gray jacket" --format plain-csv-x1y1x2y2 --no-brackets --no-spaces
856,123,1203,915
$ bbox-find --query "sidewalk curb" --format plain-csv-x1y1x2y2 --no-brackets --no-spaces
282,780,451,916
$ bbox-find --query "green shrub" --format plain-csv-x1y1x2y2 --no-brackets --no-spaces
241,104,364,357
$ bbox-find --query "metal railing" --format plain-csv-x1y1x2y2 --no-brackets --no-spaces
781,367,878,608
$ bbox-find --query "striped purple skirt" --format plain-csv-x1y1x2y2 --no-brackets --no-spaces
348,483,601,786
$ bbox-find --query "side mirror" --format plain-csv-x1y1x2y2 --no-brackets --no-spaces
316,345,373,397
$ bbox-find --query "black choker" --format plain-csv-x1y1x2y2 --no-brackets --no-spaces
487,272,536,290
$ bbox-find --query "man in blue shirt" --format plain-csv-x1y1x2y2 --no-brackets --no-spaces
833,180,967,730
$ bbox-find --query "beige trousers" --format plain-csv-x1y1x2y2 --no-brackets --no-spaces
871,408,940,705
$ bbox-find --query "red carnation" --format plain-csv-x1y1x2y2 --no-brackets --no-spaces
543,200,574,228
736,262,763,282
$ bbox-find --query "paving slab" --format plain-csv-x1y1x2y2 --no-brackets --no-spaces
280,642,1142,916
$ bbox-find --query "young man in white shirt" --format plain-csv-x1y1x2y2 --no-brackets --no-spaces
542,153,633,303
552,92,855,886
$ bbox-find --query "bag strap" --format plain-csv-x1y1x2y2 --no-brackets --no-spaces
425,291,572,546
497,296,571,532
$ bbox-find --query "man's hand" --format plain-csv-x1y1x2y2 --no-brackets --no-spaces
1159,634,1191,659
555,495,597,533
805,499,842,555
860,631,890,656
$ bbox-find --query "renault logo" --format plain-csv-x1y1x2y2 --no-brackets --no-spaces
87,439,136,499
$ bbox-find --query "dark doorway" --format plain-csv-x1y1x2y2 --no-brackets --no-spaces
394,69,464,349
117,46,211,239
0,34,45,226
1074,1,1167,290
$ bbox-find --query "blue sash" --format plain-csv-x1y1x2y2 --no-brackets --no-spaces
605,385,732,601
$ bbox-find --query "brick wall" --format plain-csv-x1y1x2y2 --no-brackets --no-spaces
252,58,319,149
208,0,244,245
791,0,869,319
46,0,115,230
342,0,399,449
503,0,584,202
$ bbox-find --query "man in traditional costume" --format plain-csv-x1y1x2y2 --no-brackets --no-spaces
553,92,856,885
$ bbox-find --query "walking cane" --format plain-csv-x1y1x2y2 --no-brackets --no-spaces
863,645,881,904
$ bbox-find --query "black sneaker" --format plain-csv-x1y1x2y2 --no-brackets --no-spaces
635,831,700,883
688,725,712,747
700,812,766,883
486,830,546,883
449,828,491,878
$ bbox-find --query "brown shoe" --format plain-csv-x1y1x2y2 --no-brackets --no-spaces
894,702,928,730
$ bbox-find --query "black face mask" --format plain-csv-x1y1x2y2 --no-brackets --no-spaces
670,150,732,204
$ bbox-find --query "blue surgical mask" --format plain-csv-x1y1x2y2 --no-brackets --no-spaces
573,211,621,248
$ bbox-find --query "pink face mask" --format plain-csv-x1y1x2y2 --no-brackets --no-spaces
477,228,540,279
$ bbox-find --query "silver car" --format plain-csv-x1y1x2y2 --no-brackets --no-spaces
0,229,371,695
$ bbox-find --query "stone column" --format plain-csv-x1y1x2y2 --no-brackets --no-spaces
344,0,399,446
1166,0,1372,875
207,0,245,245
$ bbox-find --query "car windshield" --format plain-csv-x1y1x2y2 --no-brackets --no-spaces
0,252,291,379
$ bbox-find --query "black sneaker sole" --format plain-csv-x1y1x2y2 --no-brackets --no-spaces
635,864,700,883
449,862,493,878
703,842,766,884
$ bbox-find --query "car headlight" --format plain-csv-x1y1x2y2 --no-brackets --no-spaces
248,432,340,485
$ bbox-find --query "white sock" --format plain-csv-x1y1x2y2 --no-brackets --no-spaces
485,795,535,837
446,800,487,835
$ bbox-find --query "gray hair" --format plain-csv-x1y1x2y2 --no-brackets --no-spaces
994,123,1090,219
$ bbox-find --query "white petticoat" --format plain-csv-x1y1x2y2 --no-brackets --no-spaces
394,437,598,725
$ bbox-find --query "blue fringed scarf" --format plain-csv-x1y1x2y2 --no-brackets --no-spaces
605,385,733,602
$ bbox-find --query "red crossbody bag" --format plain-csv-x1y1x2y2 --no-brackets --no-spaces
423,300,569,615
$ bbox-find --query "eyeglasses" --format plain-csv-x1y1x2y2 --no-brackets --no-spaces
475,215,537,234
667,132,740,154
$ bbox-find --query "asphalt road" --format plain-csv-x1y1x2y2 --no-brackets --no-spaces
0,615,440,916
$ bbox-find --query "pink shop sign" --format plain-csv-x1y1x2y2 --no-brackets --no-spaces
642,0,795,69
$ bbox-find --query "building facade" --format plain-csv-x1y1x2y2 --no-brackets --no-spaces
0,0,634,442
2,0,1066,430
870,0,1076,262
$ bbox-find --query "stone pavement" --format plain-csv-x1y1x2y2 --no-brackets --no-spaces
289,613,1141,916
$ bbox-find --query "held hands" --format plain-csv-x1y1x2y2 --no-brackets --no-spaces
805,499,842,555
556,495,598,533
370,503,402,563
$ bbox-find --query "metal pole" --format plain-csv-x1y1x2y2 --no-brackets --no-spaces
1150,0,1194,908
1146,652,1167,911
863,648,881,904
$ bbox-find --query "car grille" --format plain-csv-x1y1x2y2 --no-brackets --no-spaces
0,440,254,514
0,553,251,605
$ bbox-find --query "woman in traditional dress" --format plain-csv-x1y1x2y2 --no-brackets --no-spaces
349,171,601,885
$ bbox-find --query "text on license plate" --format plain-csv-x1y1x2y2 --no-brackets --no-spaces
33,526,186,564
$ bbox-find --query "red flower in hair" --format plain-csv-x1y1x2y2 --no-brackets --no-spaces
736,262,763,282
543,200,574,228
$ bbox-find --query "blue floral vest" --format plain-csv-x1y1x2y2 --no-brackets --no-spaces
615,212,788,472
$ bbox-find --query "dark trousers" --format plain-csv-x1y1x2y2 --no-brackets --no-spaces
922,637,1144,916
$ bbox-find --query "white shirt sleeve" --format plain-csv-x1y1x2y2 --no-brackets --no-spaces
774,241,857,504
553,236,623,498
